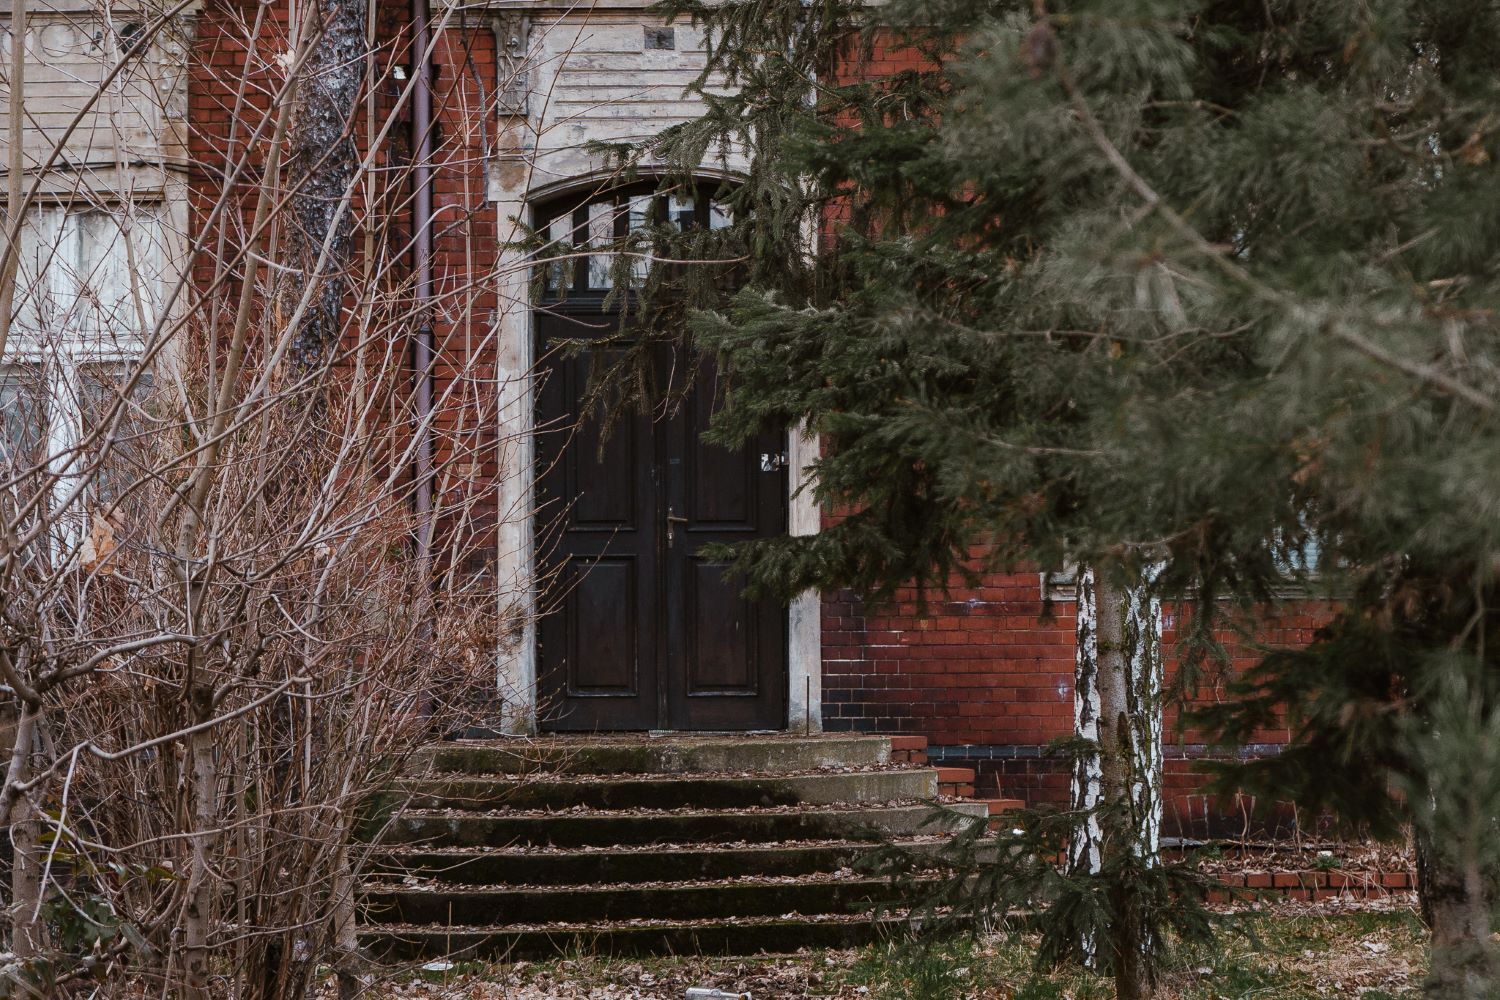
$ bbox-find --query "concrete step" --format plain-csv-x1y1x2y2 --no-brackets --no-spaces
359,733,990,960
400,767,938,811
368,837,953,886
420,735,890,777
362,874,924,925
361,913,909,961
382,801,990,850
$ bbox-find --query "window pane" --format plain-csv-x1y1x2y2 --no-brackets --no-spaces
544,213,573,292
541,191,733,293
627,196,653,281
586,201,616,290
13,209,65,339
668,194,695,231
0,369,46,476
77,363,155,508
708,200,731,231
74,208,163,346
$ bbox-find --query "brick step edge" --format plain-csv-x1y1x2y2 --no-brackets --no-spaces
889,736,930,767
935,766,976,798
1208,869,1415,903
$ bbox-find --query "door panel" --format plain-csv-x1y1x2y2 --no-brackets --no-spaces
534,316,660,730
560,556,638,693
662,355,787,730
687,560,754,691
568,405,637,527
686,376,753,525
535,313,787,731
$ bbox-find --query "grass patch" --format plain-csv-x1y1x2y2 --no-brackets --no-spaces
833,910,1425,1000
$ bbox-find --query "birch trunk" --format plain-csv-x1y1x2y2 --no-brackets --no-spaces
1070,565,1104,876
1070,562,1163,1000
0,0,37,964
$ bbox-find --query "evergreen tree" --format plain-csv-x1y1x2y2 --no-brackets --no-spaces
618,0,1500,996
617,3,1193,997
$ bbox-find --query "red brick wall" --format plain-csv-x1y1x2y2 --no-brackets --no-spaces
426,24,503,577
186,4,502,576
822,575,1074,744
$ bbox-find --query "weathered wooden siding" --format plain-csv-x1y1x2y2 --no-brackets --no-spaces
0,2,192,198
522,13,739,187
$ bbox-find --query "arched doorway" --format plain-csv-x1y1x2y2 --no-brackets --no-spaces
531,185,789,731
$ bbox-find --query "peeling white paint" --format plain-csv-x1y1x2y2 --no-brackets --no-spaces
1070,565,1104,876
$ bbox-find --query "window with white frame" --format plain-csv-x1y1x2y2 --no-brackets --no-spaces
2,203,169,536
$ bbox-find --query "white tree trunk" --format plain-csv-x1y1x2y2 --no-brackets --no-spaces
1119,565,1163,859
1070,562,1163,868
1070,565,1104,876
1069,561,1164,1000
330,829,365,999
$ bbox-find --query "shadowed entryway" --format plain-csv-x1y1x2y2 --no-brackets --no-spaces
531,188,789,731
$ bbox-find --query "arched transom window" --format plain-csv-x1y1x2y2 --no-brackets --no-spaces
538,186,732,297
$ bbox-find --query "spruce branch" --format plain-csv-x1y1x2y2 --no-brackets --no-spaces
1049,34,1500,415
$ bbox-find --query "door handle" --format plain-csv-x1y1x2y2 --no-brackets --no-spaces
666,507,689,548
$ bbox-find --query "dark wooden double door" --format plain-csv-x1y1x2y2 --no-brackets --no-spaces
535,311,789,731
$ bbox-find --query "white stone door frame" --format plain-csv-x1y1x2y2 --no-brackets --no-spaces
493,172,822,735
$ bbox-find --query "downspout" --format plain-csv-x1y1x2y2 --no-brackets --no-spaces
411,0,435,580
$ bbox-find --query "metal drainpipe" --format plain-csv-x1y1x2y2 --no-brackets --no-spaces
411,0,435,579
